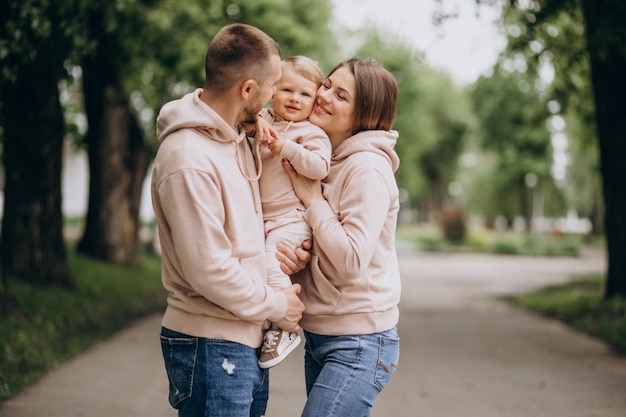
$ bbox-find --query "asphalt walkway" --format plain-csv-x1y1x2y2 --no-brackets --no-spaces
1,249,625,417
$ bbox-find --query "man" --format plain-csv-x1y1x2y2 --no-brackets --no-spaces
151,23,306,417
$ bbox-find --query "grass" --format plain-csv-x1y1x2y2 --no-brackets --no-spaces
509,276,626,354
396,223,600,257
0,250,165,403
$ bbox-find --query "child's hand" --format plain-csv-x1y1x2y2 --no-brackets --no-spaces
255,117,279,144
268,137,284,157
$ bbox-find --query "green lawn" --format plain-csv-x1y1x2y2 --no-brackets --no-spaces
0,251,165,403
509,276,626,354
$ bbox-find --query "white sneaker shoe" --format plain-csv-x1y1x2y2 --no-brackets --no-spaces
258,328,301,368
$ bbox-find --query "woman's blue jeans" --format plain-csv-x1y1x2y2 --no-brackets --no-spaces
301,327,400,417
160,327,268,417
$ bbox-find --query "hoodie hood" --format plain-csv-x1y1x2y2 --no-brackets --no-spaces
332,130,400,173
156,88,240,145
157,88,261,183
155,88,262,209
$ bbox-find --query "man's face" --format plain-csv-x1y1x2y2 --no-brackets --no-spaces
243,54,282,124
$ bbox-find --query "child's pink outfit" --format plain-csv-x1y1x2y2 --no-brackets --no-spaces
257,107,331,290
256,107,331,368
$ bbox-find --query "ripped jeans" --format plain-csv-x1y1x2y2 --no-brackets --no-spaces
301,328,400,417
160,327,268,417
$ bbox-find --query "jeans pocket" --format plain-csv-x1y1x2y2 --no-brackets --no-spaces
160,333,198,408
374,335,399,391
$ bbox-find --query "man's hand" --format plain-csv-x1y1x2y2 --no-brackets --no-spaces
275,284,305,332
276,240,312,275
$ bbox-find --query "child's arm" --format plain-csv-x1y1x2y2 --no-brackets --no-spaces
280,130,332,180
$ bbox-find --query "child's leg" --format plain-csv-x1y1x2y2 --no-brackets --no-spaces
260,210,310,368
264,210,311,290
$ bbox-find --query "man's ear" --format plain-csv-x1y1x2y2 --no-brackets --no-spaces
240,78,256,100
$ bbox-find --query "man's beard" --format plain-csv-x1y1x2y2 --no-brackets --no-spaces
242,107,258,125
242,93,263,124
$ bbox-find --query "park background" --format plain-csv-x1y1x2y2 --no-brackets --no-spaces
1,0,625,406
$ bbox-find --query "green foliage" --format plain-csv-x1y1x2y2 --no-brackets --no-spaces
351,28,475,214
0,251,164,402
499,0,602,229
397,224,584,257
0,0,89,84
120,0,339,141
469,67,560,220
511,277,626,354
0,0,339,147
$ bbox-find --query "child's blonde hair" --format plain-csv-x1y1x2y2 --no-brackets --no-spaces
282,56,323,87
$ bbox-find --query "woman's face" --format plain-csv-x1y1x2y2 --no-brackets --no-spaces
309,66,356,147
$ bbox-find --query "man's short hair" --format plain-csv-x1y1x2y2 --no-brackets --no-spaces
205,23,281,95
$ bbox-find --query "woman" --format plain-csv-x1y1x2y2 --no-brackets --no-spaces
279,57,401,417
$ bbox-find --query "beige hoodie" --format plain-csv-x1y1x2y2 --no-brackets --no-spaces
151,89,287,348
291,129,402,335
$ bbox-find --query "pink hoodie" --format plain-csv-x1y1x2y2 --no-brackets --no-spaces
151,89,287,348
291,129,402,335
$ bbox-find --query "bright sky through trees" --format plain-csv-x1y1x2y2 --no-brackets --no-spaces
331,0,506,85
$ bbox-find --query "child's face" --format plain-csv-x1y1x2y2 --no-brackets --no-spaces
271,67,318,122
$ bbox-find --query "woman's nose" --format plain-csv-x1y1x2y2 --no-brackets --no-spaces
317,89,330,103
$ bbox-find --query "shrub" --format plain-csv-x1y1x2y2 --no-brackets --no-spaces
439,207,466,244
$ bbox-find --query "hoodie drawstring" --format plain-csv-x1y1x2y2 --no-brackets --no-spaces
234,138,262,213
235,138,262,182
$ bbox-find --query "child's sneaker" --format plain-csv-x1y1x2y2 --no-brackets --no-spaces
258,328,301,368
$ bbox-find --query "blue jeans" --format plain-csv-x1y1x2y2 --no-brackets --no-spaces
160,327,268,417
301,328,400,417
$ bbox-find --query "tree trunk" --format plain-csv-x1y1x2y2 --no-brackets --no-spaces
0,36,76,287
581,0,626,298
77,10,152,265
77,75,152,265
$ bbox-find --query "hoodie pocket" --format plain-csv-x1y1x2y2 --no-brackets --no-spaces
302,255,341,314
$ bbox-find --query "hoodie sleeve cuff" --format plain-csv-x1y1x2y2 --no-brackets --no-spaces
304,199,334,225
280,139,299,160
268,291,288,323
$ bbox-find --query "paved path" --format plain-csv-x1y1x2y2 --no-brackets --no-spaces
2,250,625,417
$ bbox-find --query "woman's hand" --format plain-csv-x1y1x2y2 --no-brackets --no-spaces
281,158,324,208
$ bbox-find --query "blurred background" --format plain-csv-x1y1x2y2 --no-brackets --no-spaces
1,0,624,405
3,0,605,255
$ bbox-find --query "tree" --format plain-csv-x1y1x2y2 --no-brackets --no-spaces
77,0,153,265
351,27,473,218
499,0,626,298
501,0,602,232
581,0,626,298
0,0,77,287
470,67,556,225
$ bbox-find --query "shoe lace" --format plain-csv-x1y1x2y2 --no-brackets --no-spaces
261,332,279,353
